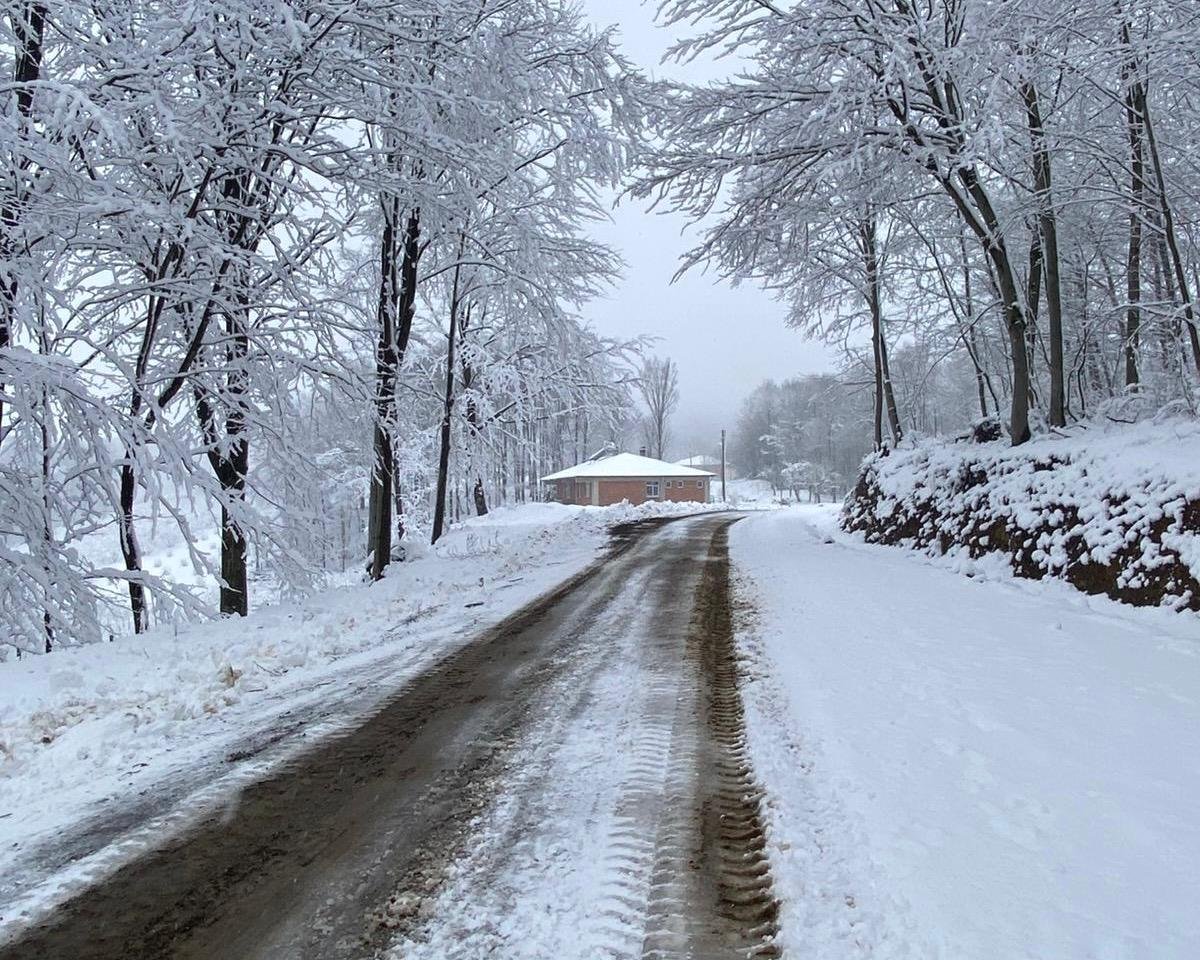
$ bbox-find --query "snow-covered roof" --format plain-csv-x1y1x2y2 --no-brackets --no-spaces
541,452,715,482
675,455,721,467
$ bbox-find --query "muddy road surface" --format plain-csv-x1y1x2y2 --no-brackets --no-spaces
0,514,779,960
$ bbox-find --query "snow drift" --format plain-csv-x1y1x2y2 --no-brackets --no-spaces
842,419,1200,610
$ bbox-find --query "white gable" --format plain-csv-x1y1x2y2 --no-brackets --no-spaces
541,452,715,482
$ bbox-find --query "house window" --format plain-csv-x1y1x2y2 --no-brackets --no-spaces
696,479,703,488
646,481,660,498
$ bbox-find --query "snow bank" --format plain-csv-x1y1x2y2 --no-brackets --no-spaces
732,507,1200,958
843,418,1200,610
0,498,722,921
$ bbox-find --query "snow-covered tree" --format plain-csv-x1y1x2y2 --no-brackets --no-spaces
0,0,646,653
641,0,1200,447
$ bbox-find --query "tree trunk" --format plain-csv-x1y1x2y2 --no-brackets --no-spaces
219,316,250,618
1023,74,1067,425
117,293,158,633
191,171,255,617
367,200,421,578
872,332,884,452
1142,91,1200,378
958,233,994,418
950,169,1032,444
1023,230,1044,413
1120,16,1147,388
1008,314,1032,443
219,501,248,616
1041,214,1067,424
195,304,251,618
195,389,250,618
879,328,903,446
118,458,149,632
1025,230,1043,332
219,224,251,617
1154,234,1185,383
366,195,399,579
431,254,465,545
459,311,488,517
39,323,53,652
861,216,902,448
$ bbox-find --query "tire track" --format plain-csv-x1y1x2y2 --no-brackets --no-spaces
432,516,784,960
1,514,780,960
695,527,781,958
586,670,680,960
638,521,781,960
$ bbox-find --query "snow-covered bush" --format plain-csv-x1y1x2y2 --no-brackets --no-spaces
842,420,1200,611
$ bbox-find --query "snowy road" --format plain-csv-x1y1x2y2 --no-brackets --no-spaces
0,513,779,960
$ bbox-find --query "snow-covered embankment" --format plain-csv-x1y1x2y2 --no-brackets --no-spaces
843,419,1200,610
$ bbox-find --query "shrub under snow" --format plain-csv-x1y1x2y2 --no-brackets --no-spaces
842,419,1200,611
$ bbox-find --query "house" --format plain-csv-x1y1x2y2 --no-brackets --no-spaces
541,452,715,506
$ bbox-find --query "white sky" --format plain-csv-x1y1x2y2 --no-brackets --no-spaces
579,0,835,458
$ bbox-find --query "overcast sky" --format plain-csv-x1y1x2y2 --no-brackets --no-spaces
578,0,834,458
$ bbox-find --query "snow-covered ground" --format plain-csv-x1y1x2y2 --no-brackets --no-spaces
12,494,1195,957
726,476,842,509
732,505,1200,959
0,498,723,934
726,477,778,506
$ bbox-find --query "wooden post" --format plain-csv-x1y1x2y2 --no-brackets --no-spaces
720,430,727,503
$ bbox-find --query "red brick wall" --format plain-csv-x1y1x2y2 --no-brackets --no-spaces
547,476,712,506
664,478,711,503
596,477,709,506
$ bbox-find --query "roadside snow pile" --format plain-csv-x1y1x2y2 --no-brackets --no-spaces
0,499,717,897
843,418,1200,610
452,496,730,531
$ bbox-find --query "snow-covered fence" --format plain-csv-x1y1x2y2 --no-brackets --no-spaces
842,422,1200,611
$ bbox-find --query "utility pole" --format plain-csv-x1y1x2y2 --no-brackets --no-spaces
720,429,727,503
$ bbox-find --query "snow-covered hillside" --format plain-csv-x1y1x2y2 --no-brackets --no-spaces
733,506,1200,958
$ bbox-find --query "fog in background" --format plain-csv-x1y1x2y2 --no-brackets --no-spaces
580,0,835,461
